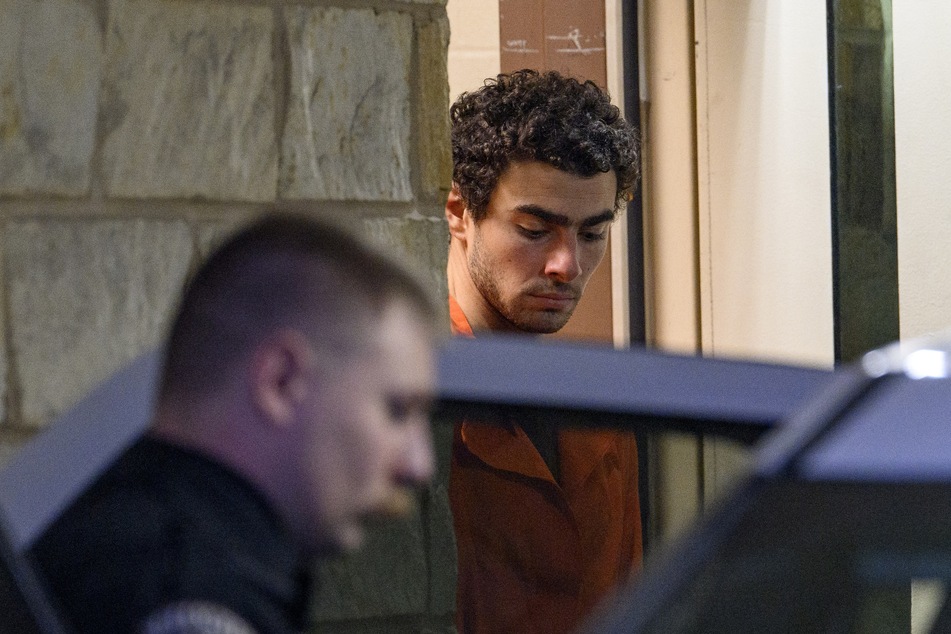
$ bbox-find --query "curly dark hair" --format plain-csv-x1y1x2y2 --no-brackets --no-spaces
450,69,640,220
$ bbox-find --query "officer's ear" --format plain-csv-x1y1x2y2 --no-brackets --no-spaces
249,329,311,428
445,183,470,243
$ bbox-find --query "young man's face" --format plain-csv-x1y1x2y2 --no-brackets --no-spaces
465,161,617,333
297,299,435,554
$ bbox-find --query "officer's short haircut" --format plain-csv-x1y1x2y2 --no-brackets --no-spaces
159,210,436,400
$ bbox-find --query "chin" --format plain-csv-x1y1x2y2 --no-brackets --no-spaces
528,324,564,335
336,529,365,553
305,527,363,558
515,312,572,334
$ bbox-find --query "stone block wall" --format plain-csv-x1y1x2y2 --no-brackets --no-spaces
0,0,454,631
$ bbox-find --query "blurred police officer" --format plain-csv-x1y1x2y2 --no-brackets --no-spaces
32,211,438,633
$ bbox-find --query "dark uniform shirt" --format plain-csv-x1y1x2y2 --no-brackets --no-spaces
30,437,312,633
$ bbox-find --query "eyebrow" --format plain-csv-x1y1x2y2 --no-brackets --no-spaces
515,205,617,228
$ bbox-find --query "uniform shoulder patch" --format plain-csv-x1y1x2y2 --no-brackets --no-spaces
139,601,259,634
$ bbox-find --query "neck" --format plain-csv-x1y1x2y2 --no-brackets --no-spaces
150,395,289,525
150,395,230,456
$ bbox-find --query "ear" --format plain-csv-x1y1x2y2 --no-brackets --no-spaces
249,329,313,429
445,182,470,243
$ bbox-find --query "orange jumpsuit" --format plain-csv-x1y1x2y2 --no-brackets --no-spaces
449,296,643,634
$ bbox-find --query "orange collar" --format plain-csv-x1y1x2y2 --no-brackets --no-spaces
449,295,474,337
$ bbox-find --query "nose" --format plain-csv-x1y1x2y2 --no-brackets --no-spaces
544,233,581,282
397,422,435,486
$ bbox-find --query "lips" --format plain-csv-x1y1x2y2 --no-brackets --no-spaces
529,292,577,310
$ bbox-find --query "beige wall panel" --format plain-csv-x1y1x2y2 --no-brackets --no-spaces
447,0,501,101
605,0,630,347
604,0,625,113
642,0,700,355
697,0,834,368
640,0,703,546
894,3,951,342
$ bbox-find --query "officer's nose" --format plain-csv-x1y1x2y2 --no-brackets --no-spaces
397,421,435,486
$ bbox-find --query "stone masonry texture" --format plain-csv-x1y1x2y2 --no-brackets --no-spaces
6,220,194,426
102,0,277,201
311,514,428,621
0,0,101,196
363,215,449,323
282,7,413,202
416,16,453,199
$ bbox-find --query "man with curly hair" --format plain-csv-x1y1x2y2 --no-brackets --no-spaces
445,69,643,633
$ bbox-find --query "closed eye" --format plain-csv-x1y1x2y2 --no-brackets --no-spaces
581,229,609,242
517,226,547,240
387,395,432,426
